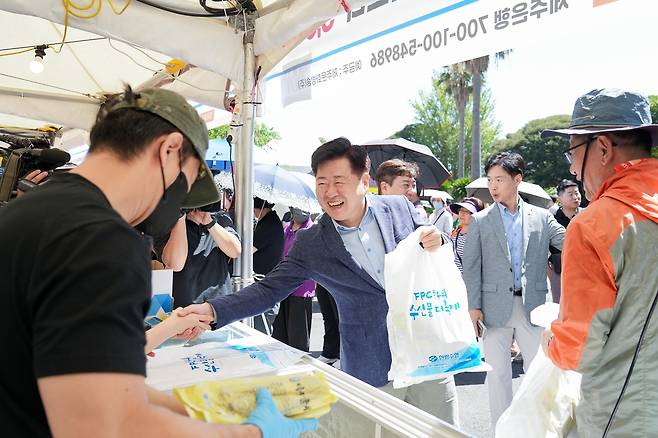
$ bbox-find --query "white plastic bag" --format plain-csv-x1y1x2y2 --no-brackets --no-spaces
495,303,581,438
385,229,488,388
495,349,581,438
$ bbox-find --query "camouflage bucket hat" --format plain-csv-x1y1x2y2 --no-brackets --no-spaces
109,88,219,208
541,88,658,146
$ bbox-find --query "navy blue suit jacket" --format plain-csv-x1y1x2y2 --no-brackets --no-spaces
209,195,427,387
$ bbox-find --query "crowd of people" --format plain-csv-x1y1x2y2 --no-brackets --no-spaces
1,86,657,438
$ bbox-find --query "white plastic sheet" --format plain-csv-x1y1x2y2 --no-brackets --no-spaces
146,329,307,391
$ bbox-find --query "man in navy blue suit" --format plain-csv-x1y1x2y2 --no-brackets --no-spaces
181,138,458,427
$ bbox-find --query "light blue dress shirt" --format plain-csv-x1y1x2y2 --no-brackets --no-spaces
497,198,524,289
333,201,387,288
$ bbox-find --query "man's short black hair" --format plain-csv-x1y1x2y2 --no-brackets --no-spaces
484,151,525,177
607,129,653,154
311,137,370,176
557,179,578,195
89,86,195,161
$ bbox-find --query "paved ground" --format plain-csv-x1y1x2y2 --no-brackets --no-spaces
307,300,525,438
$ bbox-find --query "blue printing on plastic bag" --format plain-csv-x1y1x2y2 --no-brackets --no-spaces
227,345,276,368
408,343,483,378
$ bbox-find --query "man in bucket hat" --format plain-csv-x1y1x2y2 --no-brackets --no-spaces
541,88,658,437
0,86,316,438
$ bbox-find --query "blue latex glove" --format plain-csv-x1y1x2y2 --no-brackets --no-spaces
244,388,319,438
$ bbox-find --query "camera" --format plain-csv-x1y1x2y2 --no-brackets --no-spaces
180,188,232,215
181,202,221,215
0,127,70,203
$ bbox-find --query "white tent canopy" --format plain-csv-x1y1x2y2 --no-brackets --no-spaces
2,0,363,80
0,0,369,130
0,0,369,294
0,10,231,129
0,86,100,131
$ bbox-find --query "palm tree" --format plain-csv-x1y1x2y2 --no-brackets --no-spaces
439,63,471,178
466,51,510,179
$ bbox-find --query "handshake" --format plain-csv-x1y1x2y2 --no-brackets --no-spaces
145,303,215,354
175,302,216,340
147,304,320,437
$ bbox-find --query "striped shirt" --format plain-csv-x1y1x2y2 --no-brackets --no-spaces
451,228,467,274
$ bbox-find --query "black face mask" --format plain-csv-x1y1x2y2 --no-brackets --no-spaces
136,171,188,237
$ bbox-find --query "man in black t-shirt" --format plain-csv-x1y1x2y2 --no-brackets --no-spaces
251,197,285,334
548,179,583,302
253,197,285,276
162,210,240,307
0,87,313,438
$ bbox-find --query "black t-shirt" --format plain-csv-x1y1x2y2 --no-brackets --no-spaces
0,173,151,437
253,209,284,275
172,213,238,307
549,207,580,273
554,207,575,229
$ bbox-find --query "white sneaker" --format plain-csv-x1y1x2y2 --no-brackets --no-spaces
332,360,341,370
317,355,338,366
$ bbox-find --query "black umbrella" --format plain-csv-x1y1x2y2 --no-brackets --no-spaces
362,138,451,189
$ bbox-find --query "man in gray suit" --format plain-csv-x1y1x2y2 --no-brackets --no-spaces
462,151,565,426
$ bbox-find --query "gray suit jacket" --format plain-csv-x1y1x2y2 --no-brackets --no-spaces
462,201,565,327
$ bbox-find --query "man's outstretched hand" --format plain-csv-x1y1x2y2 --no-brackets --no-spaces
176,303,215,340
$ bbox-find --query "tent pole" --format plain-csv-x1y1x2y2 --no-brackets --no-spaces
235,34,257,327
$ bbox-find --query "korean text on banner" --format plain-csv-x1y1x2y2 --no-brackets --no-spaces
267,0,591,106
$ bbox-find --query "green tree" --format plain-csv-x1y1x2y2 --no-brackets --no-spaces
253,123,282,148
440,63,471,178
492,114,573,189
650,95,658,159
465,51,510,179
441,176,472,201
208,122,281,148
393,71,500,180
494,96,658,184
649,95,658,122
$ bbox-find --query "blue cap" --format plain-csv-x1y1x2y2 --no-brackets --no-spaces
541,88,658,146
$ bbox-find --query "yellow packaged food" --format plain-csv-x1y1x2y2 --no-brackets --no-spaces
174,371,338,424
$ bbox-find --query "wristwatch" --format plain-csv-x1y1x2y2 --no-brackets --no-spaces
200,217,217,231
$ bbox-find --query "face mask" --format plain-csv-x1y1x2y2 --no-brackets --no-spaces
432,201,444,210
136,171,189,237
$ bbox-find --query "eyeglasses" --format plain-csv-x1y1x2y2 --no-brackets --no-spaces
563,136,597,164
